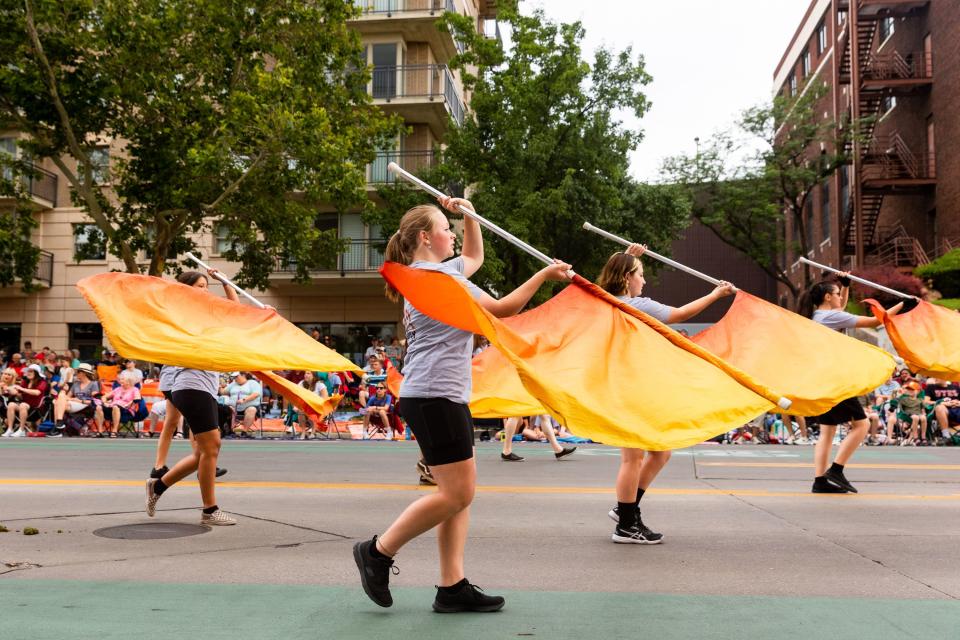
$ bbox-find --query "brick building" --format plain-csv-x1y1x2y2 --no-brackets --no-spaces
0,0,498,363
773,0,957,297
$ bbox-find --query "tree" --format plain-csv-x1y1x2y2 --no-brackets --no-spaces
0,0,403,288
661,82,868,308
0,153,41,289
371,6,690,299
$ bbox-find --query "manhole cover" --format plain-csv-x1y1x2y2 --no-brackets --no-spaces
93,523,210,540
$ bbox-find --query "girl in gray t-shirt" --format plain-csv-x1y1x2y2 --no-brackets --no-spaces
595,242,735,545
805,277,905,495
353,197,570,613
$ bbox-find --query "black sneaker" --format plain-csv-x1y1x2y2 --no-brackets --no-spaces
433,580,505,613
149,465,169,480
555,446,577,460
353,536,397,608
824,468,858,494
46,430,63,438
500,452,524,462
216,467,228,478
612,513,663,544
812,476,848,494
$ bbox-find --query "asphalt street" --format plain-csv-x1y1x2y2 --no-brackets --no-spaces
1,438,959,639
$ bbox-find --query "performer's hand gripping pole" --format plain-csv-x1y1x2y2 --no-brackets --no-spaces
185,252,267,309
799,257,915,300
386,162,570,273
582,222,736,291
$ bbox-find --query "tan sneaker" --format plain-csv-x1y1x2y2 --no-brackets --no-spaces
145,478,159,517
201,509,237,526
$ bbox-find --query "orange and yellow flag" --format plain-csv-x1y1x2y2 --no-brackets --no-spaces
254,371,342,422
864,299,960,381
77,272,361,375
381,262,785,450
692,291,896,415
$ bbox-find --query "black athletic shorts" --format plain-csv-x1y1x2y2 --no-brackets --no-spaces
169,389,219,436
400,397,475,466
813,396,867,426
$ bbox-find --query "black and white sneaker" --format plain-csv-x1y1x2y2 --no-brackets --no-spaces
46,430,63,438
824,468,857,493
433,580,505,613
416,460,436,486
353,536,397,608
611,516,663,545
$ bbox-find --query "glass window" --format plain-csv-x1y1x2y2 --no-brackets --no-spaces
821,180,830,242
789,73,797,96
295,323,397,367
0,137,15,182
371,43,398,99
68,323,103,361
73,223,106,261
214,224,232,255
88,146,110,183
817,21,827,54
881,95,897,115
879,17,895,42
802,50,811,77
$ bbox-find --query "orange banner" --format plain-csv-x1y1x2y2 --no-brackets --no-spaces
381,262,781,450
253,371,342,422
693,291,896,415
864,299,960,381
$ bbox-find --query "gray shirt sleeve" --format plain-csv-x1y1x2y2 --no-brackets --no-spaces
619,296,675,323
813,309,860,331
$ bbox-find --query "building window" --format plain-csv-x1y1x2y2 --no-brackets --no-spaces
214,224,233,255
880,95,897,117
68,323,103,361
817,21,827,54
879,17,895,43
73,223,106,261
88,146,110,183
821,180,831,242
802,50,811,77
789,73,797,96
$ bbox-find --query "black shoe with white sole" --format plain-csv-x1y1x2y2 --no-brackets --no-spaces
433,580,505,613
611,514,663,544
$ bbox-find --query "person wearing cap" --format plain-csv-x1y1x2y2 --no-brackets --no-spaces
51,362,101,435
3,363,48,437
221,372,262,437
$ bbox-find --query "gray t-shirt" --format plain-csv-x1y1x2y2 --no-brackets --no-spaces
158,365,180,392
171,368,220,398
400,257,484,404
813,309,859,333
69,380,100,402
618,295,675,323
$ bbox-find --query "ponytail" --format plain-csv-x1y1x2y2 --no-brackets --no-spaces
801,279,838,318
384,205,441,302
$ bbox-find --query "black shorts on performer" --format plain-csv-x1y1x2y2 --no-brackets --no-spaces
169,389,219,436
812,396,866,426
400,397,475,466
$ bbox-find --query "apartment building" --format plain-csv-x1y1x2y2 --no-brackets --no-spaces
0,0,498,363
773,0,957,296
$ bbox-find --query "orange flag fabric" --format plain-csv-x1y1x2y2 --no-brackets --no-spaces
692,291,897,415
77,272,361,375
864,299,960,381
381,262,786,451
254,371,342,422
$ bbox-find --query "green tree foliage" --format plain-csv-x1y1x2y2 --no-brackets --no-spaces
0,150,41,289
661,82,868,307
0,0,403,287
915,249,960,298
372,6,690,299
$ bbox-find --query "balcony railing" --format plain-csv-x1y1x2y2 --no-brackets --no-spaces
371,64,465,125
352,0,455,15
863,50,933,82
273,240,385,275
368,150,436,183
862,133,936,181
34,249,53,286
2,163,58,205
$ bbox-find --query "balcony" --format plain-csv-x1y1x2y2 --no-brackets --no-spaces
350,0,461,61
367,150,436,184
371,64,465,135
861,133,936,190
1,164,58,208
273,240,385,277
34,249,53,286
856,0,929,18
861,50,933,92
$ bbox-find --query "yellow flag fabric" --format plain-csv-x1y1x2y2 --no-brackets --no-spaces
77,272,361,374
864,299,960,382
381,262,783,450
254,371,342,421
470,342,547,418
693,291,896,415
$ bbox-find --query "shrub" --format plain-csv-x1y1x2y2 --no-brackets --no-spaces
851,266,924,306
916,249,960,298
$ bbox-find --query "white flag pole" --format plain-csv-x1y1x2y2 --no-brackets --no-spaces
798,257,914,300
184,252,267,309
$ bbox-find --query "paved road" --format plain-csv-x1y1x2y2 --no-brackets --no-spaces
1,439,959,639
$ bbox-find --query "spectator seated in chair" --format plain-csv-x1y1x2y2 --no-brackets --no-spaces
52,362,101,435
287,370,330,439
362,383,394,438
97,370,143,438
0,367,20,426
222,371,262,437
926,377,960,445
2,364,48,437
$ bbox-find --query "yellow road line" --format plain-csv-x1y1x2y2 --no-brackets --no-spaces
696,462,960,470
1,478,958,500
